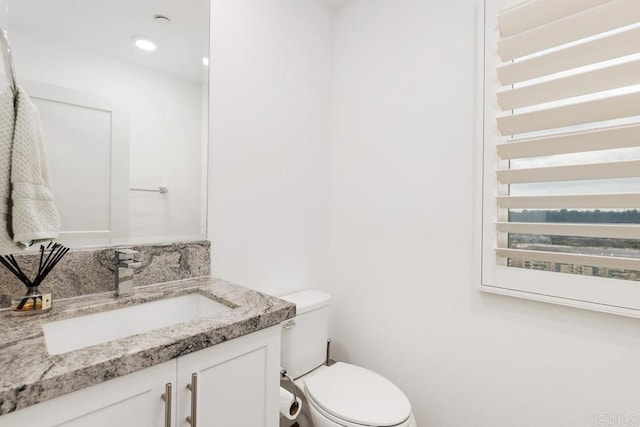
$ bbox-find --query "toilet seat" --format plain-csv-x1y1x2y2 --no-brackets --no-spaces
306,392,417,427
303,362,412,427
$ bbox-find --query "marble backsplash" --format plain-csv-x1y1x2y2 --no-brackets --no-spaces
0,241,210,308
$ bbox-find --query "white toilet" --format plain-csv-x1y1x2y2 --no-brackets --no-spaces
280,290,417,427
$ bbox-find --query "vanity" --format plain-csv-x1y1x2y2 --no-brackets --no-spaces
0,277,296,426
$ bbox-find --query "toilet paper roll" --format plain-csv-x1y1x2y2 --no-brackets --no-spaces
279,386,302,420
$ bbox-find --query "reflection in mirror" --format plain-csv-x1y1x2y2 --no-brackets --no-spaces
1,0,209,248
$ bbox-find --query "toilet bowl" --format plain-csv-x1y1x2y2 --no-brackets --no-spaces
299,363,416,427
280,290,416,427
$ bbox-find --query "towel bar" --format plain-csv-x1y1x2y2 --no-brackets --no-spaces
129,187,168,194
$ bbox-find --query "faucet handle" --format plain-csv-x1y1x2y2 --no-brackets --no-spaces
119,259,142,269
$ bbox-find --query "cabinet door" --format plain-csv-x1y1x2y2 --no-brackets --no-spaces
176,326,281,427
0,360,176,427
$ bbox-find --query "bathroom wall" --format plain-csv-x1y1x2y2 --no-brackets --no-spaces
208,0,333,296
325,1,640,426
0,0,6,27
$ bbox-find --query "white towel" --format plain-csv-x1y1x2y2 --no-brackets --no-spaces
0,86,60,254
0,90,17,254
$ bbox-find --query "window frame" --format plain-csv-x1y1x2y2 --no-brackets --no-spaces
475,0,640,318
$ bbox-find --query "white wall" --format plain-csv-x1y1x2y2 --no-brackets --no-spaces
208,0,333,296
327,1,640,426
0,0,7,28
8,28,204,243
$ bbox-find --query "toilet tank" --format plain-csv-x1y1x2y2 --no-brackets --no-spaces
279,290,331,379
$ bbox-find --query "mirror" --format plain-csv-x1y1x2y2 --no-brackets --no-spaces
0,0,209,248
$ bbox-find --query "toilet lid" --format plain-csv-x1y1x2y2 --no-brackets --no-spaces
304,362,411,427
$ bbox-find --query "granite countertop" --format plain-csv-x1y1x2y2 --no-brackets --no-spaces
0,277,296,415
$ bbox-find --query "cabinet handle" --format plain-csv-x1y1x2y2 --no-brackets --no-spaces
161,382,172,427
186,373,198,426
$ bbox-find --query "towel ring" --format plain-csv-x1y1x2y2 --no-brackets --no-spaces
0,27,16,95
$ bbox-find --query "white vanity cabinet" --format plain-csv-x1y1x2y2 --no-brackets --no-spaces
176,325,281,426
0,325,281,427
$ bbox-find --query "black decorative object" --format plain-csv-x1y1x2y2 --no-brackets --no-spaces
0,243,69,316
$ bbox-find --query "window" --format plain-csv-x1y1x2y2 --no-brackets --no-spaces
479,0,640,316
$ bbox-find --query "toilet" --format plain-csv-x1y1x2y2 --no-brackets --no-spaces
280,290,417,427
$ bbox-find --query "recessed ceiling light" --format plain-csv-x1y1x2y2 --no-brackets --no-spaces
132,35,157,52
202,57,209,66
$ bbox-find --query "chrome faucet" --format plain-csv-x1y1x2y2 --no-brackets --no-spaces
115,249,142,297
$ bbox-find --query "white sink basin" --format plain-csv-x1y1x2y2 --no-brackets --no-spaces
43,293,232,355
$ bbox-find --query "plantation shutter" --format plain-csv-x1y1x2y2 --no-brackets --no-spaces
493,0,640,274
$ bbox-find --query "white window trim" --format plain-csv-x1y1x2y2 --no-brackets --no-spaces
474,0,640,318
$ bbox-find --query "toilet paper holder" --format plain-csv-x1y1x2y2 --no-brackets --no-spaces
280,369,299,415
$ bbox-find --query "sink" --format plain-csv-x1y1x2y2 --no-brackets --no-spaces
42,293,232,355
